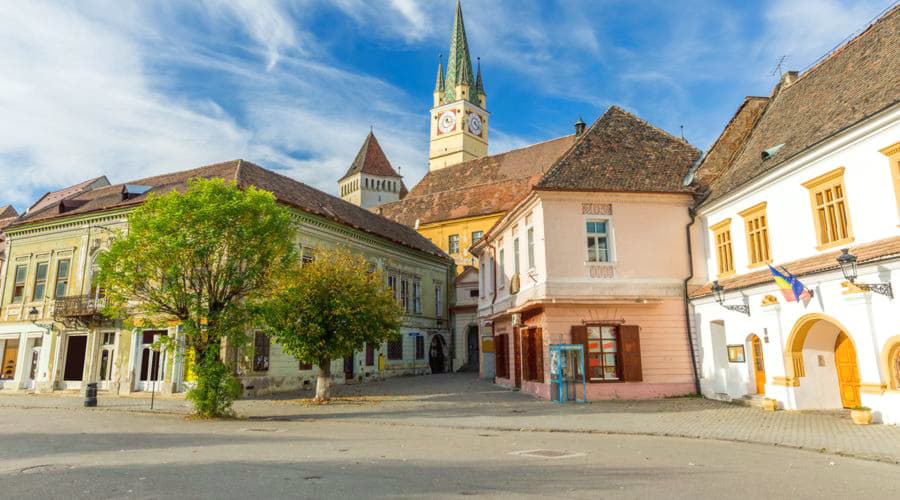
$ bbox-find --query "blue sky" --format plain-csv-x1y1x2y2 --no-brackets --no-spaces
0,0,893,210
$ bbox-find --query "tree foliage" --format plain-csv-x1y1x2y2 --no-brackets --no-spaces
260,248,403,401
97,178,296,416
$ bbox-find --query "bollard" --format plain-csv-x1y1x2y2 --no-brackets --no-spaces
84,382,98,408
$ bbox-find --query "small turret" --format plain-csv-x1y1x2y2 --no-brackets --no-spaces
475,57,486,109
433,59,445,108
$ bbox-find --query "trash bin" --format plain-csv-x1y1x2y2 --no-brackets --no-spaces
84,382,98,408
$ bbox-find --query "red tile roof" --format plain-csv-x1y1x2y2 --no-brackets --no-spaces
340,132,402,181
536,107,700,193
376,135,577,226
28,176,110,214
10,160,448,260
701,5,900,203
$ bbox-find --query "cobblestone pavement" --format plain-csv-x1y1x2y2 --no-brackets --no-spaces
3,373,899,464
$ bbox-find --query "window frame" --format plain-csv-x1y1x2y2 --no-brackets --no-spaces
253,331,270,372
434,284,443,317
585,325,622,382
448,234,460,254
802,167,854,250
387,338,403,360
513,237,520,275
32,262,49,302
471,231,484,245
12,264,28,304
415,335,425,360
400,278,410,313
498,247,505,289
585,219,613,263
527,227,535,270
879,142,900,222
54,258,71,298
710,218,735,278
738,202,772,269
412,279,422,315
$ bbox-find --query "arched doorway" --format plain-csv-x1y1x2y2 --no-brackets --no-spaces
429,335,447,374
834,332,861,408
784,313,861,409
749,334,766,395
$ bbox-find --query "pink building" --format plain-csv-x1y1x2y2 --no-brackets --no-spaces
471,107,706,401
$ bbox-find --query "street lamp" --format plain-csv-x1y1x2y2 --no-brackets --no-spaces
28,307,54,332
711,280,750,315
837,248,893,299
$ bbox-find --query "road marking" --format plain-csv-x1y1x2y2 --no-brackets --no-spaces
510,449,585,459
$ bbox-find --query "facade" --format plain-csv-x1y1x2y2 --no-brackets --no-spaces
0,161,453,397
338,132,407,209
472,107,703,401
689,8,900,423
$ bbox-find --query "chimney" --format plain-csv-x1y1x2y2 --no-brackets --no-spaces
774,70,800,96
574,117,586,136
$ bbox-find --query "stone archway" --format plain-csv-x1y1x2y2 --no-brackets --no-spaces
782,313,861,409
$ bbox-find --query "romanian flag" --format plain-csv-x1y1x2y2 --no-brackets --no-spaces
768,265,812,302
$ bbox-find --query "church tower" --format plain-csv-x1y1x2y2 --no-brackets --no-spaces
339,131,406,209
428,0,489,172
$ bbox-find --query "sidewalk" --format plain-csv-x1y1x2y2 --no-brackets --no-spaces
3,373,899,464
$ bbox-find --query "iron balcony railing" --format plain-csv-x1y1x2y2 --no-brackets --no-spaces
53,295,108,319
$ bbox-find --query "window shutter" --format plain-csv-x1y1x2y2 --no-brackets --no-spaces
620,325,643,382
571,325,588,377
534,327,544,382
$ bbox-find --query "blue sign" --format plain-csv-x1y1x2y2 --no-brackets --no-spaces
407,332,423,338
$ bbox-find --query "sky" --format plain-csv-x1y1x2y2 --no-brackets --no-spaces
0,0,894,211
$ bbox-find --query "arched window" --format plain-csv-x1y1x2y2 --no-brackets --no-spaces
890,342,900,390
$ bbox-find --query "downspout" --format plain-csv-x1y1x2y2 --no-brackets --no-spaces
683,207,701,395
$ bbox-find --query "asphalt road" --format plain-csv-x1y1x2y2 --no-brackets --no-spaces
1,407,899,499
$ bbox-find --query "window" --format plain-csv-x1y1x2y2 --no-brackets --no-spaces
32,262,49,301
586,326,620,381
301,247,315,265
879,142,900,220
365,343,375,366
471,231,484,244
415,335,425,359
435,285,443,317
739,203,771,268
710,219,734,277
99,333,115,381
298,361,313,371
469,288,479,298
448,234,460,254
401,278,410,312
54,259,71,298
413,280,422,314
802,167,853,250
513,238,520,275
388,274,398,301
522,328,544,382
12,265,27,303
527,227,535,269
572,325,642,383
253,332,270,372
387,338,403,360
586,221,610,262
498,248,505,288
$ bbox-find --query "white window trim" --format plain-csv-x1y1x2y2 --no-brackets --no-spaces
583,215,616,264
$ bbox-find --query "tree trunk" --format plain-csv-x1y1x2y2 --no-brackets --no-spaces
315,359,332,402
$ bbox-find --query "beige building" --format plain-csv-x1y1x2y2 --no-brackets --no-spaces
0,161,453,397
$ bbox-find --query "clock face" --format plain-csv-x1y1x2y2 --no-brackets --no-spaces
438,111,456,134
468,114,483,136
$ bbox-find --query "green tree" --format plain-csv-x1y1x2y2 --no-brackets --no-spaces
260,248,403,401
98,178,296,416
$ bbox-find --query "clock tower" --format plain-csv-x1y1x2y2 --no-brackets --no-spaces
429,0,488,172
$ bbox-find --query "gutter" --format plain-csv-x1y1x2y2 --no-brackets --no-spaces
682,206,701,395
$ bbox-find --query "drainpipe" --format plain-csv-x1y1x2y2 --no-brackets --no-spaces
683,206,701,395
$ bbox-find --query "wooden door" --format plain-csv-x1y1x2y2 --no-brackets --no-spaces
513,327,522,388
1,339,19,380
834,332,861,408
343,355,354,380
750,335,766,395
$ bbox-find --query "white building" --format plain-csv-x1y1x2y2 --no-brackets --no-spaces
689,8,900,423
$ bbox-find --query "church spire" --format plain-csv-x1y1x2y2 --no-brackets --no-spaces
474,57,485,105
443,0,477,105
434,60,445,93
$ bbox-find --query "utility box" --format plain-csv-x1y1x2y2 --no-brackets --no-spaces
549,344,586,404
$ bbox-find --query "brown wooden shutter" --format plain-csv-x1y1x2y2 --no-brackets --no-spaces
534,327,544,382
570,325,588,378
620,325,643,382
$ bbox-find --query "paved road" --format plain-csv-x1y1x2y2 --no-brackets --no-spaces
5,374,900,463
1,406,899,499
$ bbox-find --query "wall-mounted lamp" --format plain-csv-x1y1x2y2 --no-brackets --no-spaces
837,248,893,299
711,281,750,315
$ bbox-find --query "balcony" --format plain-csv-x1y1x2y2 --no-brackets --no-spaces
53,295,108,325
